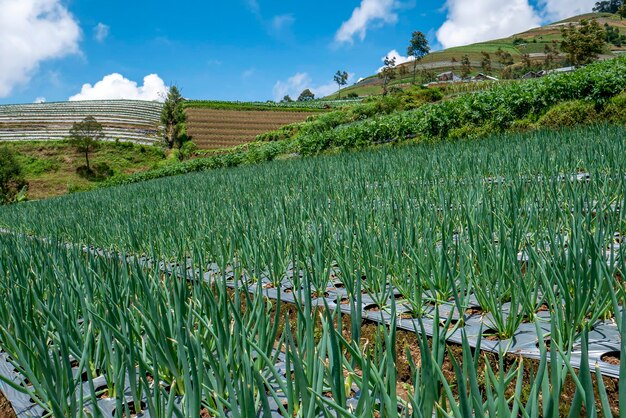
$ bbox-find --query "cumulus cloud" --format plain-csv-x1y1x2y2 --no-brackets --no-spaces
34,97,46,104
94,22,110,43
69,73,169,102
539,0,597,20
0,0,81,98
335,0,400,45
437,0,541,49
273,72,355,101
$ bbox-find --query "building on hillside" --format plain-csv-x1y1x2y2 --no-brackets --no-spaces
472,73,499,82
435,71,462,82
521,71,542,79
547,66,575,74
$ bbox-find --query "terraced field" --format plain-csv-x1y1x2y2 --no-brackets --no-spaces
186,108,316,149
0,100,163,145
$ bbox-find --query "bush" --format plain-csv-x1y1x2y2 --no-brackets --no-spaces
601,91,626,124
538,100,598,129
77,162,115,181
401,87,443,110
0,147,27,204
175,141,198,161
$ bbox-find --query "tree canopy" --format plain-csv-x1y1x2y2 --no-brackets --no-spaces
0,147,27,204
161,85,187,148
593,0,622,13
68,116,104,171
333,71,349,98
378,56,397,96
407,31,430,84
297,89,315,101
561,19,606,66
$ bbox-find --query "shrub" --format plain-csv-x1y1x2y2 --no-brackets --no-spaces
537,100,598,129
77,162,115,181
0,147,27,204
601,91,626,124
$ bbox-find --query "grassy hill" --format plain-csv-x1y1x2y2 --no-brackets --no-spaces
326,12,626,98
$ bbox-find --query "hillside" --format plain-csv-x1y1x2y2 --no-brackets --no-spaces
0,100,163,144
328,12,626,98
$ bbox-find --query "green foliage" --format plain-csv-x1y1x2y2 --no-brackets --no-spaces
407,31,430,84
593,0,622,13
76,162,114,181
333,70,349,98
601,90,626,122
297,89,315,102
538,100,598,129
605,23,626,46
68,116,104,171
174,141,198,161
560,19,606,66
378,56,397,96
0,147,27,204
160,85,187,148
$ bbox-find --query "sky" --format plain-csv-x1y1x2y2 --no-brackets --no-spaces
0,0,598,104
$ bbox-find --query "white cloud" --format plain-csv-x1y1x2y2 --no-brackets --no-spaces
538,0,596,20
436,0,542,48
94,22,110,43
34,97,46,103
69,73,169,102
0,0,81,98
335,0,400,45
272,72,355,100
271,14,295,32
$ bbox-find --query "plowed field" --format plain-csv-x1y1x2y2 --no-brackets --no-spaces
186,108,315,149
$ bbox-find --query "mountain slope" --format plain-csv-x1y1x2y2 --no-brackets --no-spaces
327,12,626,98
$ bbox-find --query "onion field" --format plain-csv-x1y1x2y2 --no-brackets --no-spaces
0,124,625,416
0,101,163,145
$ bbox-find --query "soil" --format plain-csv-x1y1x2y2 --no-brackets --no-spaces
0,390,17,418
601,352,620,366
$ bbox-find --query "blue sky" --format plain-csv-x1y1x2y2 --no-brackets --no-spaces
0,0,596,104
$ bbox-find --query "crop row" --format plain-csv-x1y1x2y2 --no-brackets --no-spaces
0,124,624,416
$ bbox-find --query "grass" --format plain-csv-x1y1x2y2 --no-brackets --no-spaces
3,141,169,199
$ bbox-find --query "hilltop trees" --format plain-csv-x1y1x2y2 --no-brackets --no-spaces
0,147,27,204
407,31,430,84
378,56,397,95
561,19,606,66
298,89,315,101
480,52,492,74
69,116,104,173
593,0,622,13
161,85,188,149
333,70,349,99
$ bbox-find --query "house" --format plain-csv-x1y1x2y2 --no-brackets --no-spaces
521,71,542,79
435,71,461,82
472,73,499,82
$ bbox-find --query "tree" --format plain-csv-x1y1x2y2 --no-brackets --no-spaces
521,53,532,70
460,55,471,78
480,51,492,74
619,4,626,18
297,89,315,101
69,116,104,172
161,85,187,149
282,95,293,103
593,0,622,13
378,56,397,95
407,31,430,84
333,70,349,99
544,43,559,69
561,19,606,66
450,57,458,71
0,147,27,204
495,48,514,66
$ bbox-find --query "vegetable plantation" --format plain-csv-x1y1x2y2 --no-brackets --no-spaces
0,123,625,416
